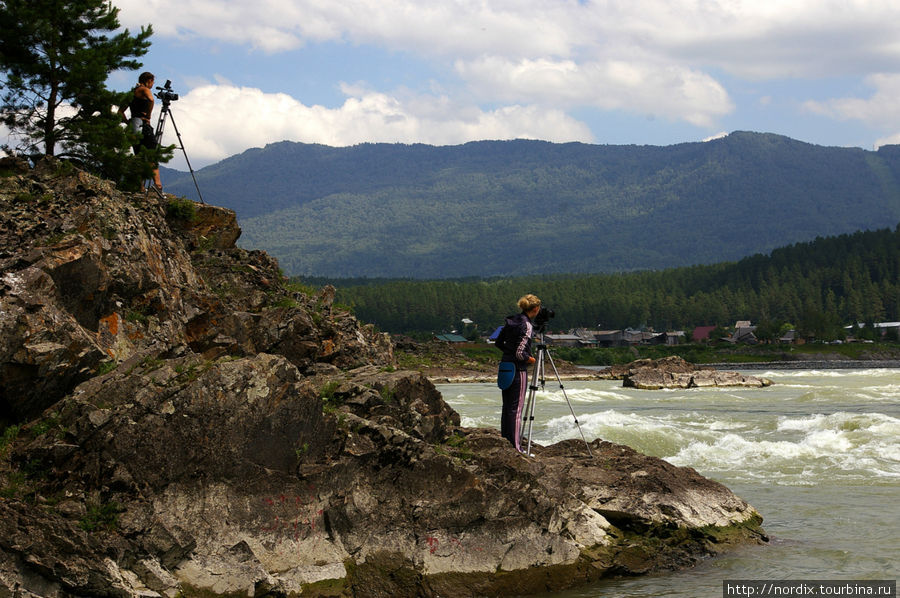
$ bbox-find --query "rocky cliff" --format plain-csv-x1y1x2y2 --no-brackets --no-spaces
0,157,766,597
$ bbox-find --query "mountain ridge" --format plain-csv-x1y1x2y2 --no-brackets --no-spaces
163,132,900,278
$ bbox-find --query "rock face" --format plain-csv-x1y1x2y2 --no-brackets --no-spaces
601,357,772,389
0,158,766,597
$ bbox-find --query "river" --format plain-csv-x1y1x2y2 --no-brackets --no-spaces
436,368,899,597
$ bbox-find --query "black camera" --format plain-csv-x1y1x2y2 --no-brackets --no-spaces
533,306,555,332
156,80,179,103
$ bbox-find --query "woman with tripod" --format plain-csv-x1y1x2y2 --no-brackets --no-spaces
495,294,541,452
119,71,162,193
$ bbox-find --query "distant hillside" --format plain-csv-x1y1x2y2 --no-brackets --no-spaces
163,132,900,278
328,225,900,337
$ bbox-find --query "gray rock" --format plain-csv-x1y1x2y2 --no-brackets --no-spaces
613,357,772,389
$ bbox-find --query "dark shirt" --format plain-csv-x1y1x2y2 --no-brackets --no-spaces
495,312,535,370
129,93,152,121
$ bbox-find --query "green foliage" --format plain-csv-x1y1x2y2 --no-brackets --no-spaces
319,381,340,400
442,432,474,460
79,501,122,532
0,472,26,498
379,386,396,403
319,381,342,414
458,345,503,366
271,295,300,309
0,0,157,187
75,89,174,191
0,425,21,458
28,411,66,440
125,309,149,325
294,443,309,461
322,226,900,339
95,361,118,376
165,197,198,221
165,135,900,278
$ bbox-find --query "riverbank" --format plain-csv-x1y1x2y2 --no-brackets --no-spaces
396,338,900,383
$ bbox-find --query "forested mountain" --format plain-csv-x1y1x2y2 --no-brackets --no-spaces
323,226,900,337
163,132,900,278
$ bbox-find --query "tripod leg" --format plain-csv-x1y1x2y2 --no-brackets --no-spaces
520,370,536,452
544,349,593,458
522,350,544,457
165,110,205,204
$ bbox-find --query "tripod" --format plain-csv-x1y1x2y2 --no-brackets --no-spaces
152,98,205,203
520,335,593,458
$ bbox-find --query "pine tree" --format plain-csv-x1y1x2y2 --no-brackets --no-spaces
0,0,154,185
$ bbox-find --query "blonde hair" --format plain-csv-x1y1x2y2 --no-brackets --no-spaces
517,294,541,313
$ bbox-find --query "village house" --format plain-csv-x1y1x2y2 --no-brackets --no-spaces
779,329,798,344
692,325,717,342
623,328,665,345
724,321,759,344
594,330,625,347
846,321,900,339
544,332,582,347
665,331,686,345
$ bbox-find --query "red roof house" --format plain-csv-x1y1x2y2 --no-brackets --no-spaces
692,325,717,342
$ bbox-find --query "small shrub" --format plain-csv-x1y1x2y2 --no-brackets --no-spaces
320,381,343,414
165,197,197,221
272,296,299,309
443,432,474,460
95,361,117,376
295,443,310,461
0,425,21,458
320,381,340,400
79,501,122,532
29,412,60,438
125,309,149,325
379,386,396,403
0,472,26,498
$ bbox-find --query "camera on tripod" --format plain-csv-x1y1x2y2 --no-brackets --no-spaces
519,304,593,458
156,80,179,103
149,78,204,203
533,306,555,332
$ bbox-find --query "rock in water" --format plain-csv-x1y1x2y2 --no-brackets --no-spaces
604,356,772,389
0,157,766,597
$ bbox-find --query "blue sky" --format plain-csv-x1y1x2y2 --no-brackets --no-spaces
105,0,900,169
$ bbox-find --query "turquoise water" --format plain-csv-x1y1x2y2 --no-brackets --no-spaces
436,368,900,597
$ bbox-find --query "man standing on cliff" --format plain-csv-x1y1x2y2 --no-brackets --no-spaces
495,294,541,452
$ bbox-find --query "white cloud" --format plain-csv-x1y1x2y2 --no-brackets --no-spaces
160,84,594,167
874,133,900,149
118,0,579,57
804,73,900,130
455,56,733,127
112,1,900,154
116,1,900,74
803,73,900,149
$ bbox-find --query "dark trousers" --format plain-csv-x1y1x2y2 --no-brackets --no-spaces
501,369,528,451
